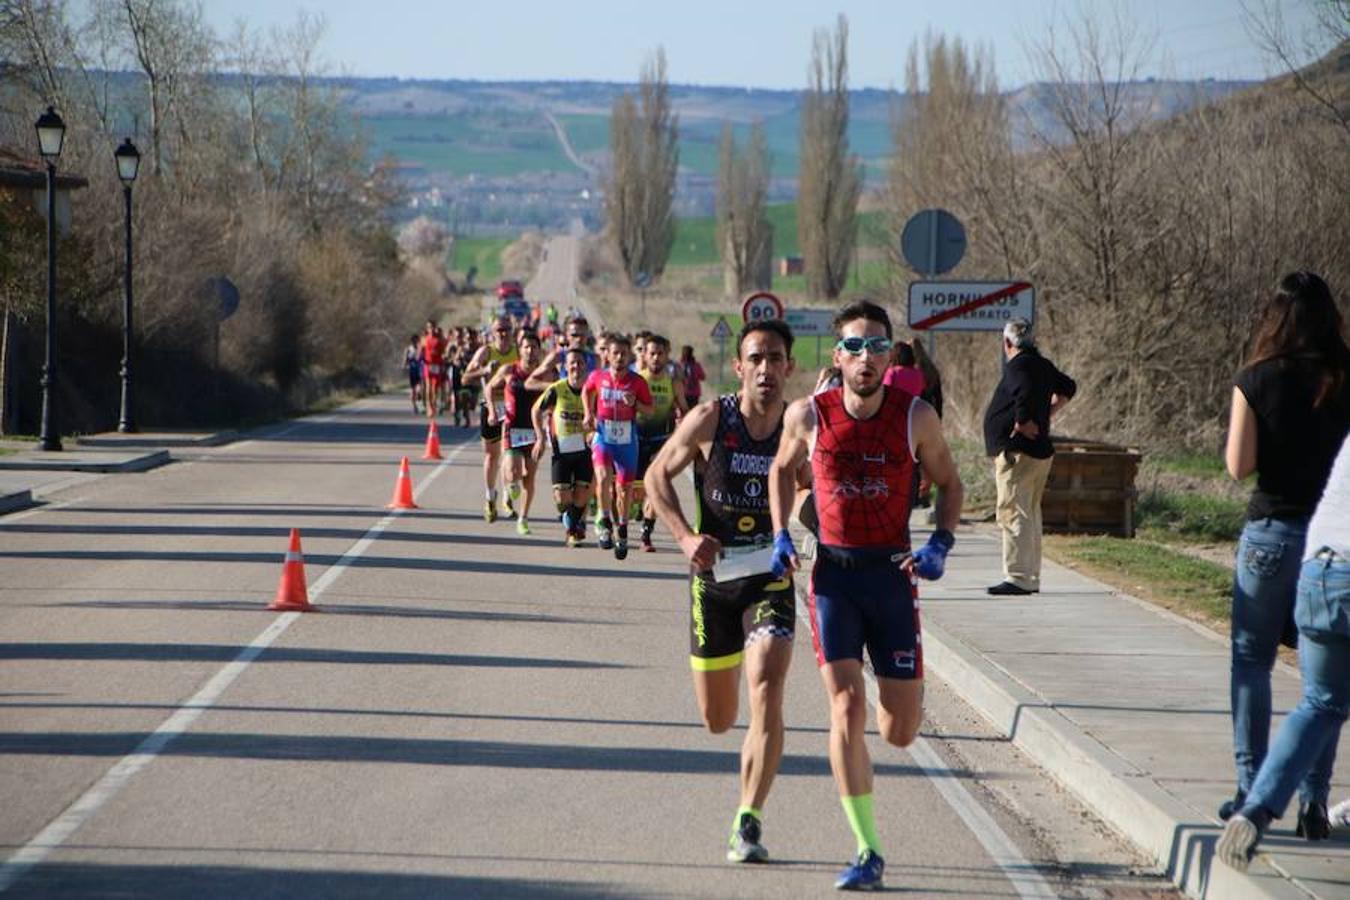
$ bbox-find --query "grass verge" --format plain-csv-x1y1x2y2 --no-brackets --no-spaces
1044,534,1232,632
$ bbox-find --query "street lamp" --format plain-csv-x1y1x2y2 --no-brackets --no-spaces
34,106,65,451
114,138,141,433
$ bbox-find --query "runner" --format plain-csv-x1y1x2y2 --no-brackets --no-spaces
582,333,652,559
403,333,424,414
529,315,599,386
420,321,448,418
767,299,964,891
486,329,545,535
453,329,479,428
464,317,520,522
645,318,802,865
633,333,686,551
532,347,595,546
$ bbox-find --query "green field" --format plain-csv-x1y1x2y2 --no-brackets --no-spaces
362,112,579,176
668,202,887,267
558,113,893,180
450,236,512,283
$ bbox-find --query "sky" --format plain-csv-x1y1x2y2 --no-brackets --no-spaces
199,0,1324,90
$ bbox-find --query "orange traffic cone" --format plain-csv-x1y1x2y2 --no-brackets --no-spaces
269,528,315,612
387,456,419,509
422,420,444,460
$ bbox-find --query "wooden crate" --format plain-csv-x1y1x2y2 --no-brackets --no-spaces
1041,438,1143,537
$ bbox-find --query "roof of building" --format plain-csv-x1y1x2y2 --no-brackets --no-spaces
0,147,90,191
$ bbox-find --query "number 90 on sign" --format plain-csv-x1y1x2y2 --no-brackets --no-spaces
741,291,784,323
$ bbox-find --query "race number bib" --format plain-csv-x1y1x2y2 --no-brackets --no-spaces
556,432,586,454
602,420,632,444
508,428,536,449
494,401,508,420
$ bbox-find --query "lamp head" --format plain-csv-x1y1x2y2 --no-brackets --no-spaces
115,138,141,184
35,106,66,161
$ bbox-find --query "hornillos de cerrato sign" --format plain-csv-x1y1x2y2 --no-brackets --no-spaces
907,281,1035,332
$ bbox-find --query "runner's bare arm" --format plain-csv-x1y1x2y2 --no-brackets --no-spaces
770,398,815,536
530,390,552,444
646,401,721,570
463,346,493,385
526,350,560,388
483,367,509,424
910,399,963,534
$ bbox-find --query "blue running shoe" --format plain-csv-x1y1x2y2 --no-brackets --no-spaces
835,850,884,891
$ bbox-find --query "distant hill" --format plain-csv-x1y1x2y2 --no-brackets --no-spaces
344,76,1255,182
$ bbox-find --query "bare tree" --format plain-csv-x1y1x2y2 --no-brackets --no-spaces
1242,1,1350,141
798,14,861,300
120,0,214,178
604,47,679,288
716,122,773,296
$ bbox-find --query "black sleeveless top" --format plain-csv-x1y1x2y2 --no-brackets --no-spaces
696,395,784,551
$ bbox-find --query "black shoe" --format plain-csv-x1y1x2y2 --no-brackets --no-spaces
1297,801,1331,841
726,812,768,863
1218,790,1246,822
615,523,629,560
987,581,1033,596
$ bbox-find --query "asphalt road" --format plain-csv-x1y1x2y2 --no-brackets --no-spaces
0,395,1175,898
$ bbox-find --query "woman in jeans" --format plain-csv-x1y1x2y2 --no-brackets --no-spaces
1221,271,1350,839
1220,434,1350,868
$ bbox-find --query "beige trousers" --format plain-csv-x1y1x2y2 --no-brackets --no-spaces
993,451,1055,590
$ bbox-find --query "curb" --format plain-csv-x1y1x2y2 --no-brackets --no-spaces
920,615,1313,900
0,449,169,473
0,488,32,515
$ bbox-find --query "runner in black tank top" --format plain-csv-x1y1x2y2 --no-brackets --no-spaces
643,320,802,866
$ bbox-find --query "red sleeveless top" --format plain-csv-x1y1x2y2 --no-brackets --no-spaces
810,387,917,549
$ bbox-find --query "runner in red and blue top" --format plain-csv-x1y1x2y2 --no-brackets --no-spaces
583,334,652,559
420,321,448,418
768,300,964,892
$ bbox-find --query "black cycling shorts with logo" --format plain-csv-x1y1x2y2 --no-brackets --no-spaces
688,572,795,672
636,435,669,482
551,450,593,488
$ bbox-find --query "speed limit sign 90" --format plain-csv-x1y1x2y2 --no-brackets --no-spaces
741,291,784,323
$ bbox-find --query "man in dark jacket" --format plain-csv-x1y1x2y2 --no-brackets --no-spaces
982,318,1076,595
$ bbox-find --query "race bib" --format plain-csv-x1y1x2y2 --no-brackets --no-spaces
712,545,775,583
494,401,508,419
557,432,586,454
508,428,536,449
426,364,442,375
602,420,632,444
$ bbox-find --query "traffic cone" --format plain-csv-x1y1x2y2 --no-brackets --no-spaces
422,420,444,460
387,456,419,509
269,528,315,612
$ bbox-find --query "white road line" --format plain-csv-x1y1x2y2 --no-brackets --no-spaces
0,437,467,894
789,578,1058,899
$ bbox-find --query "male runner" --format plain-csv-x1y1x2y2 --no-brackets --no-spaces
582,334,652,559
532,347,595,546
646,318,802,865
464,317,519,521
486,329,545,535
768,300,964,891
404,333,424,414
634,334,687,551
529,315,598,387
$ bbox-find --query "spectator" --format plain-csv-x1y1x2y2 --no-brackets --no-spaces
1218,270,1350,836
981,318,1076,596
882,340,925,396
679,345,706,409
912,336,944,419
1218,432,1350,870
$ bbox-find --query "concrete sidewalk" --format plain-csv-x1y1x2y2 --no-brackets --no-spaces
914,521,1350,899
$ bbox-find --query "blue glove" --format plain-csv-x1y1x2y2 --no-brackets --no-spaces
911,529,955,581
770,529,798,579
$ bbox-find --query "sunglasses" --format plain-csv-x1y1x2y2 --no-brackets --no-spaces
835,336,893,356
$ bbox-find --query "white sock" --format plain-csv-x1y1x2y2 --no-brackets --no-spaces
486,488,497,502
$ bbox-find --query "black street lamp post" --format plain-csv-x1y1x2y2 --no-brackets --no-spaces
34,106,66,452
115,138,141,433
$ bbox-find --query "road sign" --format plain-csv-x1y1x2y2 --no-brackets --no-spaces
784,308,833,337
901,209,966,276
909,281,1034,332
634,271,653,289
741,291,783,323
710,316,733,340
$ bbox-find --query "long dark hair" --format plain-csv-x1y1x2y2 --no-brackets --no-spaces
1245,271,1349,409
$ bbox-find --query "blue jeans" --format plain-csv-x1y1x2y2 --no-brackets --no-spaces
1245,554,1350,815
1230,516,1332,801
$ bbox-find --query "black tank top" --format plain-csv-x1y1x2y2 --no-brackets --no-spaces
696,395,783,551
